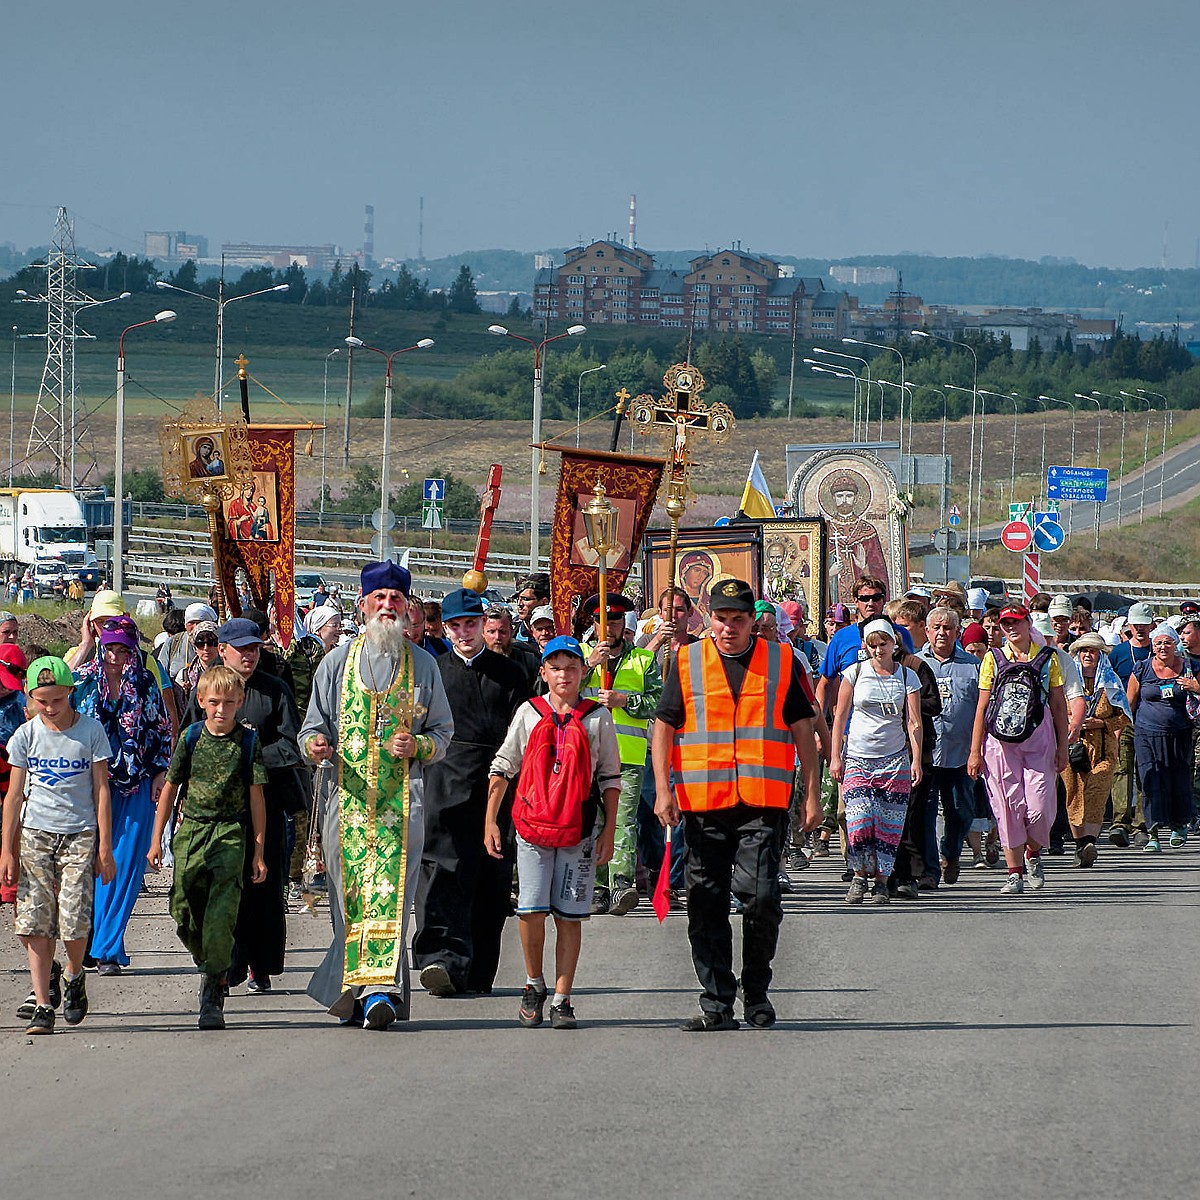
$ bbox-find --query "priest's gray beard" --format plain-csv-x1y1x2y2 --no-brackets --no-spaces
365,613,409,659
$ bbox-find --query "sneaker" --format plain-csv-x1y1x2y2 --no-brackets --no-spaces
744,999,776,1029
681,1010,739,1032
198,974,226,1031
609,882,640,916
972,851,989,870
48,959,62,1009
1078,841,1098,868
518,983,548,1028
26,1004,55,1035
1169,829,1187,848
1144,835,1161,853
286,881,303,904
776,869,793,895
999,872,1025,896
247,972,271,993
589,886,610,916
942,858,961,886
916,875,938,892
730,895,744,914
840,867,855,882
1107,826,1130,848
812,836,830,858
1026,855,1045,890
1131,829,1150,850
893,881,919,900
845,876,868,904
362,993,397,1031
872,882,891,905
549,1000,577,1030
419,962,456,997
62,972,88,1026
786,847,810,871
985,843,1001,866
96,961,122,977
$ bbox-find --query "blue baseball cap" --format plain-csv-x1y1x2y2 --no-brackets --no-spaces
440,587,486,622
217,618,263,648
541,634,585,663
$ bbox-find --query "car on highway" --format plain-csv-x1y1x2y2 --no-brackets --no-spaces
31,560,72,599
295,572,331,598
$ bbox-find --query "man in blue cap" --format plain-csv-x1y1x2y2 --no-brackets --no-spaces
299,561,454,1029
412,587,530,997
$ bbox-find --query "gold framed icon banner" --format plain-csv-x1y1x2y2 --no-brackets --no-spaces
756,517,826,620
160,398,254,503
642,524,763,621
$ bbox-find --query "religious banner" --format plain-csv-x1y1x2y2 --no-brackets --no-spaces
788,448,906,607
217,425,300,647
643,525,763,622
757,517,826,619
546,447,664,633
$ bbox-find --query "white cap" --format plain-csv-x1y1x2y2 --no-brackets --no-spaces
530,604,555,628
1127,602,1155,625
1048,595,1072,618
1031,612,1055,638
185,603,218,624
967,588,990,611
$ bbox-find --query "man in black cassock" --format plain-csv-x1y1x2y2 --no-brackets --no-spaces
413,588,530,997
181,618,306,993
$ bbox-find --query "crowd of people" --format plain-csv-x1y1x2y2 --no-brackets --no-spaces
2,563,1197,1036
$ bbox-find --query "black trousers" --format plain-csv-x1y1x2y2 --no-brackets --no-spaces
413,790,514,994
229,805,287,984
683,805,787,1016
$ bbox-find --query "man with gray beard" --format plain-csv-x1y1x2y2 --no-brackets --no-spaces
299,561,454,1030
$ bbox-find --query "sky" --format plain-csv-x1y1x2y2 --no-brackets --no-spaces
2,0,1195,270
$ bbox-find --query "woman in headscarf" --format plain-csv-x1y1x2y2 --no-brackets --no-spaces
173,619,221,708
1063,632,1130,867
75,617,173,973
1127,623,1200,851
285,605,342,718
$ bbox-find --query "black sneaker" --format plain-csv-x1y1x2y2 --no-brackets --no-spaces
419,962,456,997
681,1010,740,1032
48,959,63,1009
199,974,227,1031
62,972,88,1026
744,999,776,1029
608,881,640,916
26,1005,55,1035
246,972,271,993
518,983,548,1028
1107,826,1130,848
590,887,611,916
16,990,38,1021
549,1000,577,1030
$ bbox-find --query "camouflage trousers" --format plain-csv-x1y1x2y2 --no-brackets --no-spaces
597,764,645,889
170,817,245,976
14,827,96,941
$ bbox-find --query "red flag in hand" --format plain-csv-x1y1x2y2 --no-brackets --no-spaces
652,826,672,922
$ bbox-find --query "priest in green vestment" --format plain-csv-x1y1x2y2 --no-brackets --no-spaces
300,561,454,1030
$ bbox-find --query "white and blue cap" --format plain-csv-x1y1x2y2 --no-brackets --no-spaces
541,634,585,662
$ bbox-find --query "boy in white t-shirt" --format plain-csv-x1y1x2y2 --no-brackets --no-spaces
0,657,113,1035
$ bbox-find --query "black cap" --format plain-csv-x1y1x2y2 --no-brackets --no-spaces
581,592,635,617
1180,600,1200,615
708,578,756,614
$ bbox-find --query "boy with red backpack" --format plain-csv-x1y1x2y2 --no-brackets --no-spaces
485,635,620,1030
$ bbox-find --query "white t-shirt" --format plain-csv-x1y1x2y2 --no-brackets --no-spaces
7,713,111,834
843,662,921,759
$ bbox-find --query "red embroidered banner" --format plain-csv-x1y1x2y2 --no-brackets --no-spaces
546,447,664,634
218,426,299,647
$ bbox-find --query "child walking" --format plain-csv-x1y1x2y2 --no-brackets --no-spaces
148,664,267,1030
485,635,620,1030
1,657,114,1035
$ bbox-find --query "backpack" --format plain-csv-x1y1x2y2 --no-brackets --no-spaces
513,696,602,849
983,646,1054,743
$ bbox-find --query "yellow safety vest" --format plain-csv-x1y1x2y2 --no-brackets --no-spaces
581,643,654,767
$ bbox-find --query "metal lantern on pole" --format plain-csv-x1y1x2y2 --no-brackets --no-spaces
581,474,618,682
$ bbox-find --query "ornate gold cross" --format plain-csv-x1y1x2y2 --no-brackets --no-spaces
629,363,734,469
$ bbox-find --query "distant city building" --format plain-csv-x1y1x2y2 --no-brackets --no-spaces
220,243,350,272
829,265,898,287
144,231,209,260
533,240,852,339
533,253,554,271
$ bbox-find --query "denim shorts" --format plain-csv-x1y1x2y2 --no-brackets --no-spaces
515,831,595,921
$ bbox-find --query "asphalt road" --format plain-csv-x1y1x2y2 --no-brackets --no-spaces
3,842,1198,1199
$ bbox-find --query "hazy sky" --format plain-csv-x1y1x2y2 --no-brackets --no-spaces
3,0,1194,269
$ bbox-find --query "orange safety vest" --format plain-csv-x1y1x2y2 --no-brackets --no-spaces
672,637,796,813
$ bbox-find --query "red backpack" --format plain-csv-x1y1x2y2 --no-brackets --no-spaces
513,696,601,848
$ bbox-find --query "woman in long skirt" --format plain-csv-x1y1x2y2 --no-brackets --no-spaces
830,620,923,904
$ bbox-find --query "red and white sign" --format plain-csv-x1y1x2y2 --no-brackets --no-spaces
1000,520,1033,553
1023,553,1041,602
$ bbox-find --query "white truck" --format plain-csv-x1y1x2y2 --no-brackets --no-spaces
0,488,100,579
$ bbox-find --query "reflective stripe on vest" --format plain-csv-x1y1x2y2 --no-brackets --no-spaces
581,644,653,766
671,637,795,812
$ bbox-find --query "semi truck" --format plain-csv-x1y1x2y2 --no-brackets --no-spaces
0,488,101,581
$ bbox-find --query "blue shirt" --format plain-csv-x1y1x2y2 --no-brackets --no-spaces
917,644,980,768
820,621,915,680
1109,640,1151,686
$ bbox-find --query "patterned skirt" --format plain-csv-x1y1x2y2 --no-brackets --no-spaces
842,749,912,878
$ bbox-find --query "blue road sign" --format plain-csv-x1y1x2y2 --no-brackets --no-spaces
1033,517,1066,553
948,513,961,526
1047,465,1108,502
423,478,444,502
1033,510,1060,526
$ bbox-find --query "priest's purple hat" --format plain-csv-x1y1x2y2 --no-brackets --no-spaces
361,560,411,597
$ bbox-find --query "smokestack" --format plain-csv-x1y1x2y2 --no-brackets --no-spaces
628,193,636,249
363,204,375,263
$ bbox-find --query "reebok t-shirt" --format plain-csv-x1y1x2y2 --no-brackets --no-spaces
7,713,111,833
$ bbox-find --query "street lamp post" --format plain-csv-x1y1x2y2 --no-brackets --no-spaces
69,291,130,487
1023,395,1049,507
575,363,606,447
320,348,340,521
1075,393,1104,548
982,390,1021,513
1137,388,1169,515
1119,391,1152,525
805,359,862,436
115,311,176,592
1094,391,1127,527
844,337,907,463
812,347,871,440
156,277,289,413
488,322,586,571
1042,395,1075,534
344,337,435,552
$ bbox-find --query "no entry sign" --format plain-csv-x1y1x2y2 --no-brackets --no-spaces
1000,520,1034,553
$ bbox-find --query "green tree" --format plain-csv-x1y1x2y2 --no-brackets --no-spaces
391,467,478,519
447,265,481,314
167,259,199,291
